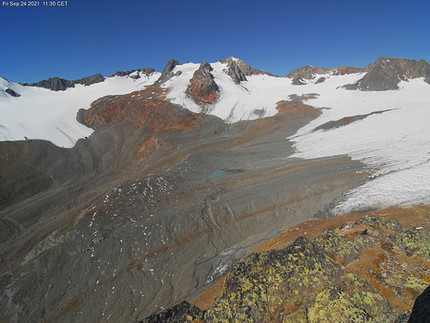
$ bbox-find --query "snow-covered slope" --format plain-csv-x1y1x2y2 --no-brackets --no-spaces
287,77,430,213
2,57,430,213
0,73,159,147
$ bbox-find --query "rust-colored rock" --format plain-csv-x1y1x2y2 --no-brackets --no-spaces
81,85,203,132
187,62,219,105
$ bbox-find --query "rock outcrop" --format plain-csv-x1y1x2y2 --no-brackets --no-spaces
156,59,180,84
22,73,105,91
219,57,275,83
5,88,19,97
287,65,362,85
344,57,430,91
110,68,155,79
186,62,219,105
154,208,430,322
80,85,202,131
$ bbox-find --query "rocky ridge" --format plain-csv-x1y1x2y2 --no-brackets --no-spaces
21,73,105,91
110,67,156,79
287,65,362,85
344,57,430,91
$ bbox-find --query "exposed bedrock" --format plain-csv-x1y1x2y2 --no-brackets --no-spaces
21,74,105,91
187,62,219,105
287,64,362,85
0,94,367,322
156,59,180,84
344,57,430,91
219,57,276,83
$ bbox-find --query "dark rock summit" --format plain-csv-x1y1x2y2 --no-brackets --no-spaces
22,73,105,91
156,59,180,84
344,57,430,91
186,62,219,105
219,57,275,83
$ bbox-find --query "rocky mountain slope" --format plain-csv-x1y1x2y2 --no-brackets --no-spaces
1,56,430,322
344,57,430,91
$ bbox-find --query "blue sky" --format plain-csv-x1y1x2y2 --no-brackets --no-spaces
1,0,429,82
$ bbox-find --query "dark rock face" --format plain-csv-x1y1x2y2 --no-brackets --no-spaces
26,76,74,91
219,57,275,84
75,73,104,86
409,286,430,323
187,62,219,105
110,68,155,78
344,57,430,91
22,74,105,91
156,59,180,83
5,88,19,97
142,301,204,322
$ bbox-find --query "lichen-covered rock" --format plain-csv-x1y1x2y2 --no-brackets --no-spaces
314,229,360,264
306,273,393,322
359,215,403,233
205,237,342,322
204,235,405,322
144,213,430,322
390,229,430,260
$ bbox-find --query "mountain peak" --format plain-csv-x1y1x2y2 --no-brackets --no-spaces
345,57,430,91
219,57,276,83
